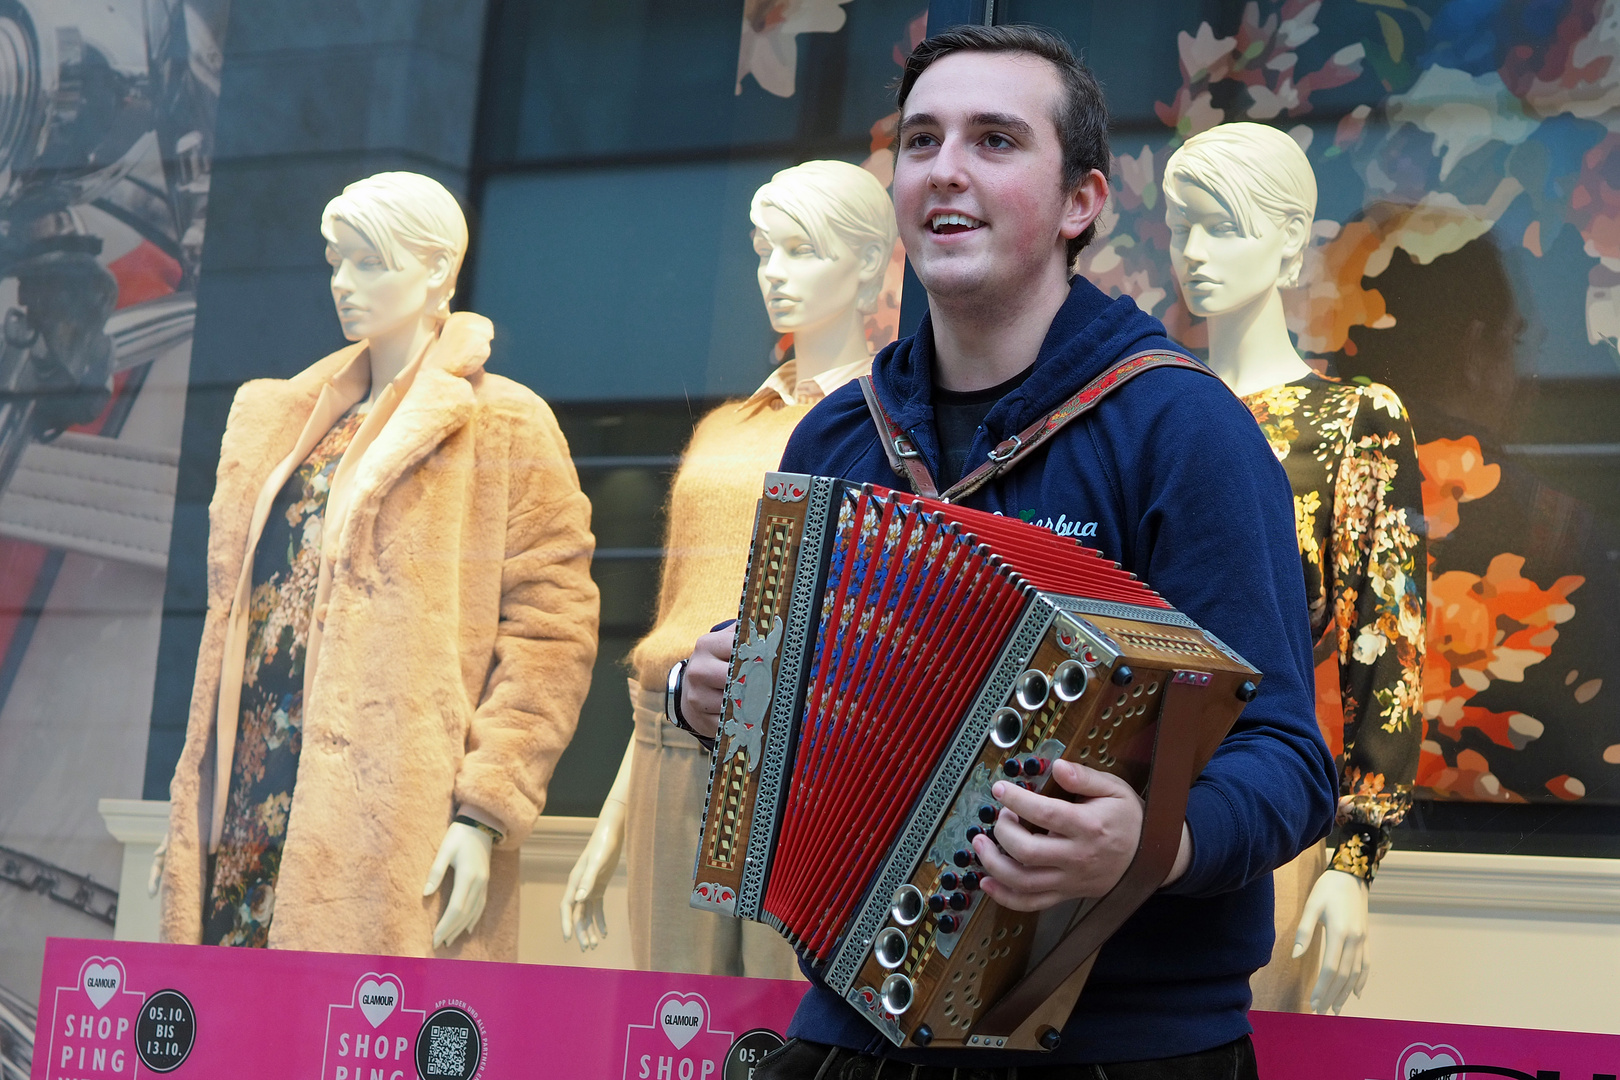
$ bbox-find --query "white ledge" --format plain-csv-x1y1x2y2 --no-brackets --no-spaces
1372,849,1620,916
98,798,171,845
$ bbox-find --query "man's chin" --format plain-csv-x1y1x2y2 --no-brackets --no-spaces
913,259,993,302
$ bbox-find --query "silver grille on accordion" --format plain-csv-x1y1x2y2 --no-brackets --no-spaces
691,473,1260,1052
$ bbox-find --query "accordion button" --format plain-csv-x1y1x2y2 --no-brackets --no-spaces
938,914,960,934
939,872,959,890
1001,759,1022,778
1112,665,1135,686
953,849,974,868
948,891,969,911
961,872,981,891
978,804,998,824
965,826,984,842
927,893,947,913
1021,757,1045,777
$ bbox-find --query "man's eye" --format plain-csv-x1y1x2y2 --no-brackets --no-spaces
984,133,1013,149
906,133,939,149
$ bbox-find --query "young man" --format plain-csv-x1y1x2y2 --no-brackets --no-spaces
676,25,1335,1077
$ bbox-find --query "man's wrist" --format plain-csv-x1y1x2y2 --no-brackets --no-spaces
665,658,716,751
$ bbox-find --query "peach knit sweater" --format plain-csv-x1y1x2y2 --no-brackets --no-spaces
630,399,815,686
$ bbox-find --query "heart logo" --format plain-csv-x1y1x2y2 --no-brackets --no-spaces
1397,1043,1465,1079
81,959,122,1010
356,976,400,1028
657,993,706,1051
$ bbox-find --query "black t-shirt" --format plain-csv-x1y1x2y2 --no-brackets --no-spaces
932,363,1036,487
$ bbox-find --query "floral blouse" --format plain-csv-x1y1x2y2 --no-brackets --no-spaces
1243,373,1426,882
203,404,368,946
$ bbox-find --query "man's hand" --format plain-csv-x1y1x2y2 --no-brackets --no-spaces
679,627,733,739
971,759,1185,911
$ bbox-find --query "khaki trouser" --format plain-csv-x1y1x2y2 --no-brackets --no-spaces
1247,841,1327,1012
623,678,803,980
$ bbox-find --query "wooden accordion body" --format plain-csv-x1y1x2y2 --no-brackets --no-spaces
692,474,1260,1052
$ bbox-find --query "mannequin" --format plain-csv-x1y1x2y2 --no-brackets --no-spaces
561,160,896,974
152,172,599,957
1164,125,1426,1013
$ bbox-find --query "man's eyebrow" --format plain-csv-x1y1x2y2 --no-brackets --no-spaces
970,112,1034,136
898,110,1036,137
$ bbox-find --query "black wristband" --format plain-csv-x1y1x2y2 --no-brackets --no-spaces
666,658,716,752
453,814,503,844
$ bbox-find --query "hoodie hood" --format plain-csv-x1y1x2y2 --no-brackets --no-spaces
869,277,1187,470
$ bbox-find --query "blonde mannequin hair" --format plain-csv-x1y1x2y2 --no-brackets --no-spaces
1163,123,1317,288
321,172,469,321
750,160,898,315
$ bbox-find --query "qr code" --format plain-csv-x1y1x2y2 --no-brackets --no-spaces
425,1024,469,1077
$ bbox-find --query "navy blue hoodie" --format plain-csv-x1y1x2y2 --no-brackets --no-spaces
776,277,1336,1065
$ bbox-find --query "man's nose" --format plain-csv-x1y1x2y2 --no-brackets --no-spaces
929,133,971,191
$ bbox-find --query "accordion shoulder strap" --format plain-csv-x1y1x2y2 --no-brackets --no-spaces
859,349,1215,503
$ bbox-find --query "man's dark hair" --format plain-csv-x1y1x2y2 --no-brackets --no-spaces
897,24,1110,262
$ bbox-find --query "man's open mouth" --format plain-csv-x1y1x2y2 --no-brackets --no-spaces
929,212,985,235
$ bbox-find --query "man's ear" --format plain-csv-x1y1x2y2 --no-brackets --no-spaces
1060,168,1110,243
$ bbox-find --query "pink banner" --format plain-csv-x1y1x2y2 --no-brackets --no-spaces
31,938,1620,1079
1251,1010,1620,1079
33,938,805,1080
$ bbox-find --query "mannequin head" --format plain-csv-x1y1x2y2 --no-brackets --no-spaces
1163,123,1315,318
321,172,469,343
750,160,897,338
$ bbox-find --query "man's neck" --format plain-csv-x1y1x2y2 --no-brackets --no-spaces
929,264,1072,392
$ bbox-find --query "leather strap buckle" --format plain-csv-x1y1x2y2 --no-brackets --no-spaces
986,434,1022,463
894,436,923,459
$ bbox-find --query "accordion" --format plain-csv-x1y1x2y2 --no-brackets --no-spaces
692,474,1260,1052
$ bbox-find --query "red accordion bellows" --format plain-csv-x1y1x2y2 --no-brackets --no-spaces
759,486,1164,959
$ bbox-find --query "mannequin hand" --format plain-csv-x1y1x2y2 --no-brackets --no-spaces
681,628,733,739
1293,868,1371,1014
424,822,493,949
970,760,1147,911
562,796,626,950
147,831,168,898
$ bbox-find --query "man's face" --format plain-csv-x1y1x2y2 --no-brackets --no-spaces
893,51,1080,304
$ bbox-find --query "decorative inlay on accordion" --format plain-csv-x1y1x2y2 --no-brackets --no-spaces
692,473,1260,1053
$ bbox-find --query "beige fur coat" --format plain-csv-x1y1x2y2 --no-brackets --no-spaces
160,313,598,960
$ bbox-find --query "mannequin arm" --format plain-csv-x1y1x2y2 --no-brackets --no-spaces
561,739,634,949
147,830,169,898
1291,868,1370,1014
424,821,494,948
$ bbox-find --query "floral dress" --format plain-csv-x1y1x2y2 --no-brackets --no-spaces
203,404,368,945
1243,373,1426,883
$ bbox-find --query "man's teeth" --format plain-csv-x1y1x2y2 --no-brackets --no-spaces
931,213,984,232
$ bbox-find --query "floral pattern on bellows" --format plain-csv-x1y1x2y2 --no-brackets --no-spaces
1244,374,1426,883
203,405,367,946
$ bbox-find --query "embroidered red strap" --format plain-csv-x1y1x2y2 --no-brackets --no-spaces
859,350,1216,503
